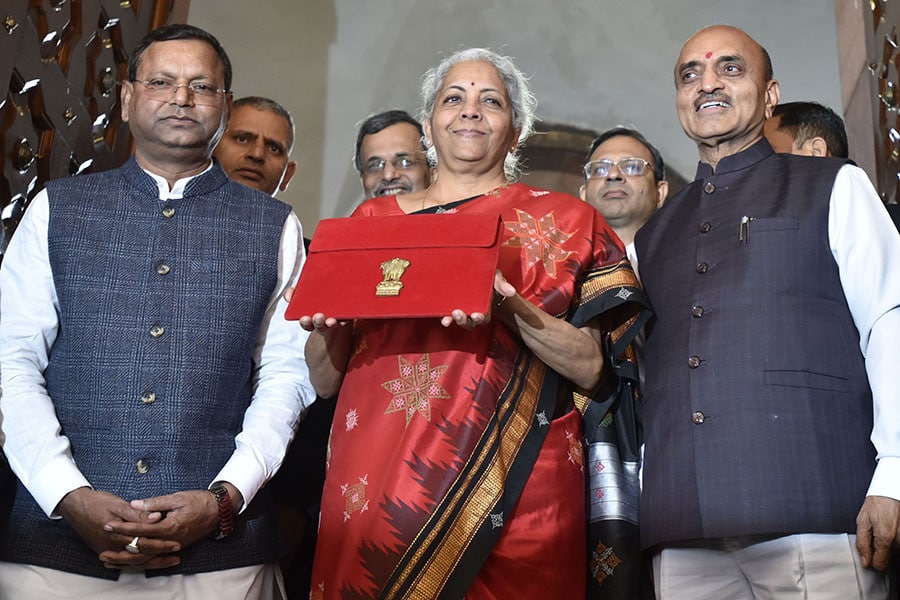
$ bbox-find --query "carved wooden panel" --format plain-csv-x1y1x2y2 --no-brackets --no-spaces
867,0,900,202
0,0,184,257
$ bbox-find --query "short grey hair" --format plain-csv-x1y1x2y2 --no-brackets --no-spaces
419,48,537,181
233,96,295,152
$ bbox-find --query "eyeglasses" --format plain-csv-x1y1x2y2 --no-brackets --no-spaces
132,79,228,106
363,155,420,175
583,158,651,179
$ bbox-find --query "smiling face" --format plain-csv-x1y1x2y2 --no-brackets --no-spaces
424,60,519,178
674,26,779,165
121,39,230,171
214,104,296,195
359,122,430,198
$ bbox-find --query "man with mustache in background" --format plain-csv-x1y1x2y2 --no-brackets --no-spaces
214,95,297,196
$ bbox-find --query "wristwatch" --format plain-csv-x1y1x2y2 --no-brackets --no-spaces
209,483,235,540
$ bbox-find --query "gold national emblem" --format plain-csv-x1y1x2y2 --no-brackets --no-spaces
376,257,410,296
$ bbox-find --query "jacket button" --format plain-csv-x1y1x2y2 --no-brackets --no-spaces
141,391,156,404
691,305,704,318
696,262,709,274
156,263,170,275
136,459,150,474
704,182,716,194
150,325,165,338
162,207,175,218
692,411,706,424
699,221,712,233
687,355,701,368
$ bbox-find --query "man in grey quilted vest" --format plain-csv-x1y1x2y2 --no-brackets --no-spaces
0,23,315,598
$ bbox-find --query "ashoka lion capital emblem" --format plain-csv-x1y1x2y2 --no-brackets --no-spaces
376,257,410,296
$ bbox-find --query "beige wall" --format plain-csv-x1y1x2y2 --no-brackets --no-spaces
188,1,842,237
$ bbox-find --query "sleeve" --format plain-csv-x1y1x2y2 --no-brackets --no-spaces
0,189,93,517
828,164,900,500
212,211,317,510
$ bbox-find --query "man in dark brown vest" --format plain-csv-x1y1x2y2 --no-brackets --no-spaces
634,25,900,599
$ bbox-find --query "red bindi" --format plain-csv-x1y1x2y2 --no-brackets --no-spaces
470,82,475,86
705,52,713,59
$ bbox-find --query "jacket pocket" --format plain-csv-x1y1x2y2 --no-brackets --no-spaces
764,369,849,392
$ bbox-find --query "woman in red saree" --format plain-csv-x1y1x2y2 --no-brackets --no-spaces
301,48,649,599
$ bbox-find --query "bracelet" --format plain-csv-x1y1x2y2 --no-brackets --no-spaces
209,484,235,540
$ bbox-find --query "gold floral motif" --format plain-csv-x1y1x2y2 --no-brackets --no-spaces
591,541,622,585
382,354,450,426
502,209,576,278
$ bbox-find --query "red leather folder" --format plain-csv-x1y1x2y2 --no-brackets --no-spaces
285,212,503,320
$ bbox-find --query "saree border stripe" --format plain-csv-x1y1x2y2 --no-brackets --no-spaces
380,345,552,599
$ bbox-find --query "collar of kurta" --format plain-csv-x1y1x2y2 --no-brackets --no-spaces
694,137,775,180
121,155,229,199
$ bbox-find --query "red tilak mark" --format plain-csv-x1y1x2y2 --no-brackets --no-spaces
705,52,713,59
470,82,475,86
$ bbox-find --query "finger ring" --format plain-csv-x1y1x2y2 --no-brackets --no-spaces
125,536,141,554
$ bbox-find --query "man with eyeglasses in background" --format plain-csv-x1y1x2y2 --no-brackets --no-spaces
579,127,667,600
580,127,669,252
0,24,314,598
354,109,431,199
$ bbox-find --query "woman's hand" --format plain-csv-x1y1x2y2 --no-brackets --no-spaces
441,271,517,329
441,310,488,329
299,313,345,333
301,313,354,399
286,283,346,333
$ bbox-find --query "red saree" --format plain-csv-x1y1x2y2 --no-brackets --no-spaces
309,184,647,599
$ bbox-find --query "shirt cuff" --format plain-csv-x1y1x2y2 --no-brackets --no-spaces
212,453,266,514
28,457,92,518
867,456,900,500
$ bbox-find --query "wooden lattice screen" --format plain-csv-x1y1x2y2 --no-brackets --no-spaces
0,0,185,258
867,0,900,202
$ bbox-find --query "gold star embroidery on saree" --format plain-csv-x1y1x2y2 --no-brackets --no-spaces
503,209,576,278
591,541,622,585
340,474,369,522
566,429,584,471
382,354,450,426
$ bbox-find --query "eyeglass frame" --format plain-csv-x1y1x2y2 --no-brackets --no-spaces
583,157,652,180
131,78,230,106
362,155,423,175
